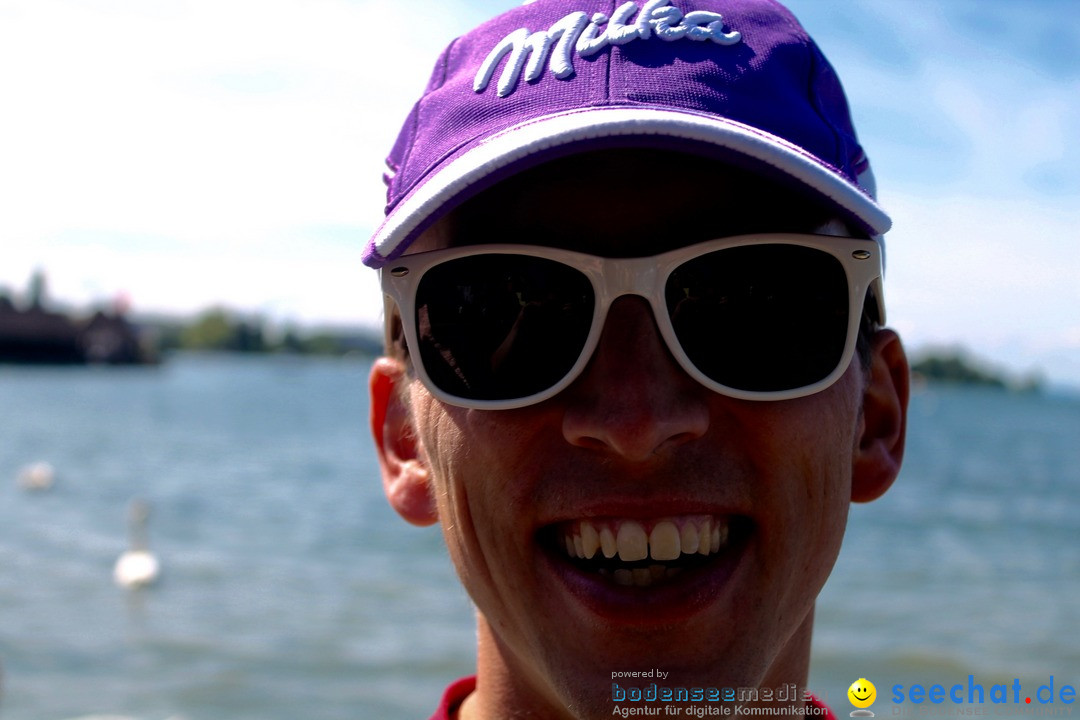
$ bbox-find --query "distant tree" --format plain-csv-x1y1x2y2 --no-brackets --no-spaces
910,350,1041,392
180,308,234,350
279,327,306,354
232,320,266,353
300,333,348,356
911,353,1006,388
29,270,47,309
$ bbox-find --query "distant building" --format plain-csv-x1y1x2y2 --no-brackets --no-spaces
0,274,155,365
81,310,153,364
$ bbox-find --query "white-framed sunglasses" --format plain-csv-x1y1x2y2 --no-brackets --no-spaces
381,233,885,410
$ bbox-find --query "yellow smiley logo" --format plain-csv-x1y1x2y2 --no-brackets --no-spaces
848,678,877,709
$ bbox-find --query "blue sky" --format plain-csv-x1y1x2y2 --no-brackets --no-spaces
1,1,1077,387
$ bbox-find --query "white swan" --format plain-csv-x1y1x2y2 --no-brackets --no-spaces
113,499,161,589
17,461,56,491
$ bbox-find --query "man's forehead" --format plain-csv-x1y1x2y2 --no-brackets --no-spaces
413,148,847,257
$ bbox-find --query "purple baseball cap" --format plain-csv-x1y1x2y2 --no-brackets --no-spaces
364,0,890,268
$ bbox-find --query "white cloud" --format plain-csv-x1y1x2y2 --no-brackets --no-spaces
0,0,487,268
885,190,1080,384
0,0,513,329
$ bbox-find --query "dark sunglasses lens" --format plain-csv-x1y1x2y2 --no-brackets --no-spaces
415,254,595,402
666,245,850,392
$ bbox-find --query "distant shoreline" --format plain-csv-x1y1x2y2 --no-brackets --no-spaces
0,274,1051,389
909,350,1043,393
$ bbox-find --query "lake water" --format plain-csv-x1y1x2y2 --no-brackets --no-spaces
0,354,1076,719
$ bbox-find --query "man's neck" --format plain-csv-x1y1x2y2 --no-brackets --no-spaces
459,609,817,720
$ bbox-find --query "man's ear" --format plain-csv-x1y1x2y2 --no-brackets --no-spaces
370,357,438,526
851,329,910,503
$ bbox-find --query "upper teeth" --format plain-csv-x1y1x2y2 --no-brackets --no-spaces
561,516,729,563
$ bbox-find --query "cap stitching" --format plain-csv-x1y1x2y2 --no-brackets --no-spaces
764,0,851,182
398,37,461,192
806,44,848,182
604,0,616,100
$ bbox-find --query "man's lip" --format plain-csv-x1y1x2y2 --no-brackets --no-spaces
535,514,753,625
534,496,751,526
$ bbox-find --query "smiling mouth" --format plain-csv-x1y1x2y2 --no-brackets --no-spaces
543,515,752,589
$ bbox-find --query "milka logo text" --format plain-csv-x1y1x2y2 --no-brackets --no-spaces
474,0,742,97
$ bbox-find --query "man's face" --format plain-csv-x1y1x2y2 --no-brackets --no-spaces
379,150,892,718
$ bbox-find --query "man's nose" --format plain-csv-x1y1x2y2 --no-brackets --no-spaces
561,296,709,461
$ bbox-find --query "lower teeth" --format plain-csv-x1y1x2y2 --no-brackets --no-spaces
599,565,683,587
